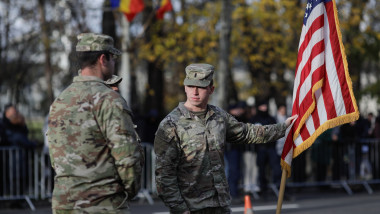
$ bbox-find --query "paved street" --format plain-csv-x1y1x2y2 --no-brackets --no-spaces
1,187,380,214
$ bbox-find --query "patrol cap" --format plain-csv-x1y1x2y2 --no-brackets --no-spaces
76,33,121,56
183,63,214,87
104,75,123,86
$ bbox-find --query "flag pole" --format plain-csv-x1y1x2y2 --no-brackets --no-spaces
276,169,287,214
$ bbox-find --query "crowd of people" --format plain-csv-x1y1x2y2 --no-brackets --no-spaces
222,99,286,203
223,102,380,203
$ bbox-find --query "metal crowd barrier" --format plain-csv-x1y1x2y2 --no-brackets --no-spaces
0,143,158,210
287,138,380,195
0,147,53,211
136,142,157,204
4,139,378,210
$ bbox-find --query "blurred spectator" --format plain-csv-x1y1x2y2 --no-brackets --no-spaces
141,109,160,144
226,101,246,202
252,98,281,196
0,104,36,148
311,129,333,182
339,120,359,140
0,113,5,145
357,114,374,180
362,113,374,138
292,151,307,183
332,121,360,180
0,104,36,196
275,104,287,156
373,114,380,139
360,143,373,180
242,105,259,195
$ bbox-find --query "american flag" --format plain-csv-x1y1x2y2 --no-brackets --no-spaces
281,0,359,176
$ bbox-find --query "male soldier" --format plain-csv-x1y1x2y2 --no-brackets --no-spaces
154,63,296,214
47,33,144,214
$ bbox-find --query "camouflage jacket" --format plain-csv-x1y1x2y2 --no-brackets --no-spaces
47,75,144,213
154,102,286,213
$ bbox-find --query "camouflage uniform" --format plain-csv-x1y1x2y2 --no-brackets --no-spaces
47,33,144,214
154,63,287,214
105,75,123,86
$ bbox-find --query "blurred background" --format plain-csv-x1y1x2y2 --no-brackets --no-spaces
1,0,380,211
1,0,380,127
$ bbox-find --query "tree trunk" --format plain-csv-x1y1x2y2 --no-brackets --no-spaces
102,0,116,40
217,0,232,110
38,0,54,106
143,0,164,117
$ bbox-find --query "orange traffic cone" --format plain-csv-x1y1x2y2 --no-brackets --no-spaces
244,194,254,214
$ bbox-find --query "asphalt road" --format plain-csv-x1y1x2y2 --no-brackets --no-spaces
1,187,380,214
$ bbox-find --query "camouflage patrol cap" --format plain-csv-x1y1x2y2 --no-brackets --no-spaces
76,33,121,56
104,75,122,86
184,63,214,87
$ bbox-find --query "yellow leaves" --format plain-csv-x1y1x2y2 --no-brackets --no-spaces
176,55,185,63
164,37,177,48
154,44,165,56
147,55,156,62
249,55,262,64
376,32,380,41
349,8,362,26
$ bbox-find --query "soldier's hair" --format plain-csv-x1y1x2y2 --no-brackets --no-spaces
209,80,214,87
77,51,111,69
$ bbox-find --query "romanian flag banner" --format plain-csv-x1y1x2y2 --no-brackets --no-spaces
281,0,359,176
156,0,173,19
111,0,144,22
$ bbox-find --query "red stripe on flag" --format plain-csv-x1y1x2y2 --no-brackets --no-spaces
322,72,338,119
325,2,355,114
293,40,325,132
300,123,311,140
281,123,296,160
295,15,325,76
310,66,325,128
311,104,321,128
296,37,325,102
281,0,359,178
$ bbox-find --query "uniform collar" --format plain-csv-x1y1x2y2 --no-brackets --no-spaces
178,102,192,119
178,102,215,120
73,75,105,83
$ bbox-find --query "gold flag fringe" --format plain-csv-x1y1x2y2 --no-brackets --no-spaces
281,0,360,178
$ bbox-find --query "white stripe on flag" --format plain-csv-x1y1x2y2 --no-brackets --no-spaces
305,116,316,135
284,115,298,165
311,52,325,73
315,88,328,124
298,3,325,50
293,27,324,104
323,8,346,117
298,52,325,106
295,135,303,147
284,147,293,166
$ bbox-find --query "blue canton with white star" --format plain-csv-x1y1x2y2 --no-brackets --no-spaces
303,0,332,25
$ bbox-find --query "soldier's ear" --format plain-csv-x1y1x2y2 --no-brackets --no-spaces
209,86,215,94
98,54,108,66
